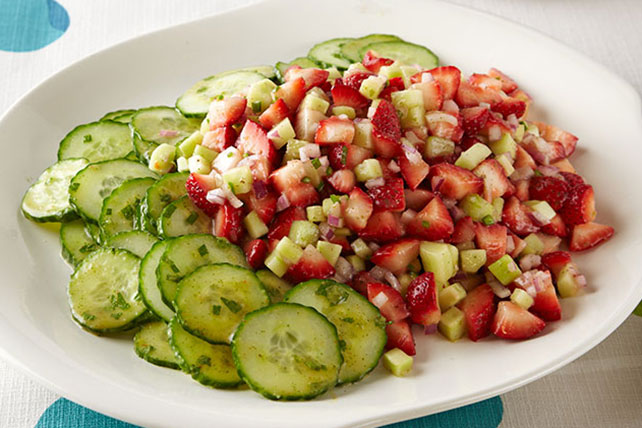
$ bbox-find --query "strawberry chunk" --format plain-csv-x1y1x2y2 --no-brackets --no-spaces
455,81,503,108
468,73,502,91
529,176,569,211
214,202,244,244
267,206,306,240
362,50,394,74
244,239,268,269
343,70,374,91
473,159,511,202
406,195,454,241
411,80,443,111
202,126,236,152
429,163,484,200
275,77,306,111
185,173,219,218
314,116,355,145
379,77,406,101
368,177,406,212
451,216,476,244
516,270,561,322
532,121,578,157
541,214,568,237
514,145,536,171
492,301,546,340
474,223,507,265
284,67,330,90
270,160,306,193
244,187,277,224
350,271,376,296
541,251,572,278
328,169,356,194
427,66,461,100
461,106,490,135
404,188,434,211
521,134,566,165
371,99,402,158
425,111,463,142
328,143,373,170
559,184,596,225
343,187,374,232
560,172,585,189
286,245,335,283
284,183,319,207
569,222,614,251
488,68,518,93
207,95,247,128
385,320,416,356
237,120,276,165
491,98,526,119
367,282,410,322
371,239,420,275
331,81,370,110
406,272,441,326
399,150,430,190
457,283,496,341
358,210,403,243
294,108,327,142
258,98,289,129
502,196,539,236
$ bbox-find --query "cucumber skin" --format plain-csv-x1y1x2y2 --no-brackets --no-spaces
60,220,98,267
231,302,343,401
307,37,354,70
138,240,174,323
134,322,180,370
99,177,156,242
339,33,401,62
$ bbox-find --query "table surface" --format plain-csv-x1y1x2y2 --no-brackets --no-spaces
1,1,641,427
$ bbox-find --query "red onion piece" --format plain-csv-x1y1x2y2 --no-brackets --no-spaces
537,165,560,177
335,257,355,282
488,125,502,141
252,180,268,199
327,215,341,227
206,188,226,205
449,205,466,222
510,167,535,181
424,324,438,335
528,210,551,226
385,271,401,292
372,291,389,307
299,144,321,161
159,129,179,137
319,156,330,167
267,128,281,140
421,72,435,83
225,189,244,209
388,160,400,173
519,254,542,271
431,176,444,192
276,193,290,212
506,114,519,128
404,130,423,146
487,277,511,298
367,242,380,253
506,235,516,254
318,222,335,240
365,177,385,189
369,266,388,281
425,111,459,127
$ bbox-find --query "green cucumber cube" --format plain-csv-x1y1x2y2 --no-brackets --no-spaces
456,241,476,251
460,249,487,273
359,75,387,100
496,153,515,176
302,161,322,187
149,143,176,174
524,200,556,222
247,78,277,114
354,159,383,182
488,254,522,285
333,227,352,237
200,117,210,135
439,283,467,310
178,131,203,157
420,242,458,286
492,197,505,223
454,143,492,170
222,165,253,195
306,205,326,223
316,241,342,266
525,122,540,137
187,154,210,174
350,238,372,259
347,255,366,272
378,62,402,80
176,156,189,172
301,93,330,114
557,263,583,298
488,132,517,158
194,144,218,163
264,252,288,277
510,288,534,309
425,136,455,159
284,139,309,162
325,67,342,81
331,106,356,119
270,118,296,149
244,211,269,239
397,273,416,297
514,123,526,142
438,307,466,342
353,120,374,150
520,233,544,256
391,90,425,128
347,63,369,73
383,348,413,377
460,194,495,222
274,237,304,265
288,220,320,248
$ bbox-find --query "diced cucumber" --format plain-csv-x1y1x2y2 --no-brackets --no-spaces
510,288,534,309
557,264,583,298
105,230,158,259
22,158,88,223
353,119,374,150
244,211,269,239
455,143,492,170
231,303,343,400
360,40,438,69
420,241,458,286
157,195,211,238
301,93,330,114
284,280,387,384
383,348,413,377
425,136,455,159
496,153,515,176
524,200,556,222
264,252,288,277
188,154,211,174
521,233,544,256
354,159,383,182
317,241,342,266
306,205,326,223
99,177,156,240
438,307,466,341
175,263,269,344
492,197,504,223
274,57,320,83
460,249,487,273
289,220,320,248
58,121,134,163
391,90,425,128
439,283,467,310
460,194,495,222
134,321,180,370
308,37,354,69
60,219,98,266
101,109,137,123
168,318,242,388
138,240,174,322
148,144,176,174
488,254,522,285
269,118,296,149
177,131,202,158
247,79,278,113
141,172,188,233
488,133,517,158
331,106,356,119
68,248,147,333
347,255,366,272
340,34,401,63
360,75,387,100
351,238,372,259
274,237,304,265
255,270,293,303
222,166,253,195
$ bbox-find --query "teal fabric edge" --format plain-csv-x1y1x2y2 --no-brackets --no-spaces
0,0,69,52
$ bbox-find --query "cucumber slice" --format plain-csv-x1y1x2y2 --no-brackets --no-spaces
158,195,211,238
275,57,320,83
131,107,201,161
22,158,88,223
284,279,387,384
69,159,157,223
157,234,248,308
232,302,342,400
176,70,267,118
340,34,401,62
308,37,353,69
101,109,137,124
69,248,147,333
105,230,158,258
60,219,99,266
168,318,242,388
359,40,439,69
243,65,277,80
134,321,180,370
139,241,174,322
255,270,293,303
58,121,134,163
85,222,102,245
99,177,156,240
142,172,188,232
175,263,269,344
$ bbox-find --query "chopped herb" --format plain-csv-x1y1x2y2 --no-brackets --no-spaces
185,211,199,225
120,204,136,220
197,355,212,366
341,145,348,165
316,181,325,191
228,182,236,195
519,120,528,127
81,312,96,321
326,166,333,176
301,176,311,184
69,182,80,192
534,169,543,177
330,195,340,203
168,260,180,273
422,220,431,229
166,274,184,282
216,94,224,101
198,244,209,256
311,158,321,169
338,339,347,351
482,215,495,225
212,305,221,315
221,297,242,313
159,193,172,203
251,100,262,113
227,151,234,158
110,292,131,310
315,282,348,306
243,152,249,158
163,204,177,217
341,317,354,323
83,134,93,143
105,208,113,216
79,243,97,254
110,312,123,320
196,86,208,94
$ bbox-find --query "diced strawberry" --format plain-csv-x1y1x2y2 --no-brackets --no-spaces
314,116,355,145
560,171,585,189
399,150,430,190
541,214,568,237
531,278,562,322
492,98,526,119
529,176,569,211
343,187,374,232
473,159,511,202
237,120,276,165
371,99,402,158
362,50,394,73
367,282,410,322
451,216,476,244
368,177,406,212
328,169,356,193
214,202,244,244
404,188,434,211
244,187,277,224
379,77,406,101
207,95,247,128
267,206,306,240
460,106,490,135
202,126,237,152
358,210,403,243
327,144,373,170
492,301,545,340
514,179,530,202
350,271,376,296
455,80,503,108
508,231,527,258
537,233,562,254
488,68,518,93
569,222,614,251
502,196,539,236
514,145,536,170
406,195,454,241
371,238,420,275
275,77,306,111
532,121,578,157
468,73,503,91
457,283,496,341
294,108,327,142
284,67,330,90
380,158,401,180
411,80,443,111
284,183,319,207
474,223,507,265
258,98,289,129
427,66,461,100
343,70,374,91
331,81,370,110
541,251,573,278
385,320,416,356
425,111,464,143
269,160,306,194
406,272,441,326
429,163,484,200
244,239,268,269
328,235,351,253
286,245,335,283
478,114,513,139
551,158,576,174
521,134,566,165
185,173,219,218
510,89,532,116
559,184,595,225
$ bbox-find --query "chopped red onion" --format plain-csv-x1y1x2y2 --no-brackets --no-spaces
442,197,457,209
512,238,527,258
388,160,400,173
449,205,466,222
431,176,444,192
442,99,459,113
402,143,423,164
252,180,268,199
425,111,459,127
385,271,401,292
510,167,535,181
537,165,560,177
528,210,551,226
369,266,388,281
368,242,380,252
538,234,561,252
488,125,502,142
276,193,290,212
319,156,330,167
299,144,321,161
318,222,335,240
519,254,542,271
225,188,244,209
401,209,417,225
267,128,281,140
404,130,423,145
365,177,385,189
159,129,179,137
421,72,434,83
372,291,388,307
479,102,491,109
206,188,226,205
424,324,438,335
367,104,378,119
506,235,516,254
327,214,341,227
335,257,355,282
487,275,511,298
507,114,519,128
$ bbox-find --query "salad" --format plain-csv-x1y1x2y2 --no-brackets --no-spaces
20,33,615,401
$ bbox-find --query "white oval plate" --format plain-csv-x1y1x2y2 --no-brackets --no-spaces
1,0,641,426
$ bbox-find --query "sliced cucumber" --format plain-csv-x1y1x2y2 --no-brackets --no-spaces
99,177,156,240
340,34,401,62
175,263,269,344
69,159,157,223
131,107,201,161
157,234,248,308
142,172,188,232
158,195,211,238
275,57,320,83
105,230,158,258
22,158,88,223
85,222,102,244
69,248,147,333
255,270,293,303
134,321,180,370
60,219,99,266
242,65,276,80
308,37,353,69
58,121,134,163
176,70,267,118
359,40,439,69
101,109,137,124
284,279,387,384
139,241,174,322
232,302,343,400
168,318,242,388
